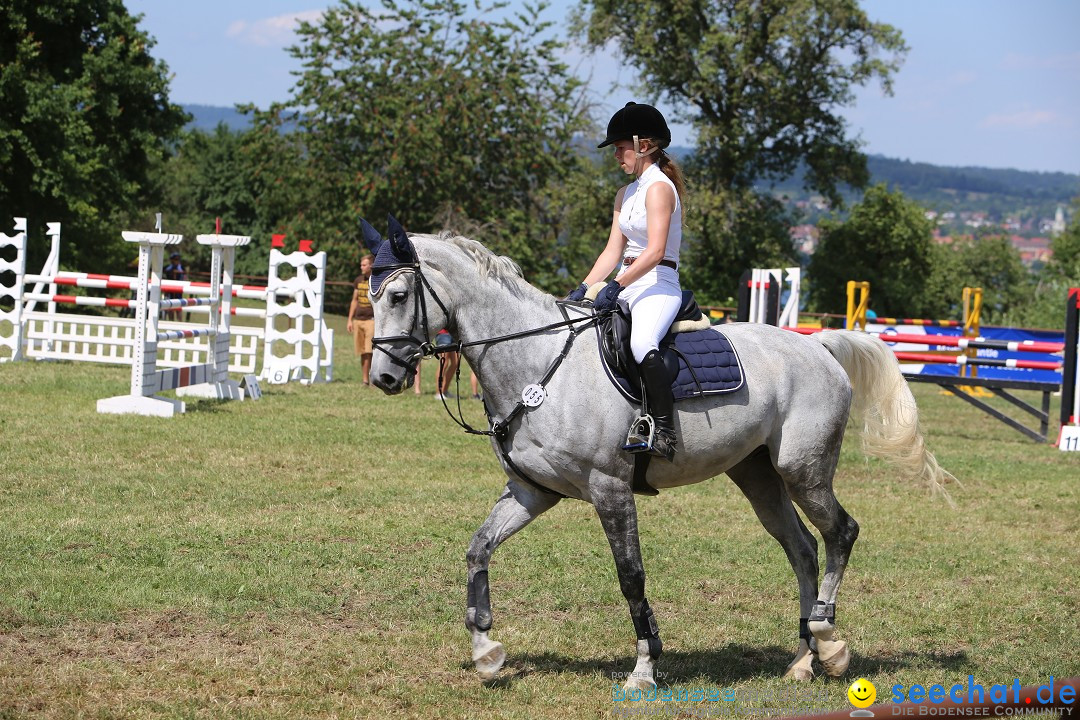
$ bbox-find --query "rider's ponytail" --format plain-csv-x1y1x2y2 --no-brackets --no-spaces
655,149,687,210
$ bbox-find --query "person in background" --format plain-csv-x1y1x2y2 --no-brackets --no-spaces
163,251,187,320
346,254,375,386
434,328,459,400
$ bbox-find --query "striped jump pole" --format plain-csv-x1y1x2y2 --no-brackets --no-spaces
24,271,271,300
789,327,1065,355
3,220,333,382
892,351,1062,372
873,316,964,328
23,293,134,310
156,328,217,341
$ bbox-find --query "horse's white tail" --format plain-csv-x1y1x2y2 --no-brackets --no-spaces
816,330,957,501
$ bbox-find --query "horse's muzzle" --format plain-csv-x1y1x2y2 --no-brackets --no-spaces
373,371,406,394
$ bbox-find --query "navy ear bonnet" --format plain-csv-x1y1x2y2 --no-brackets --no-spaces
367,214,416,296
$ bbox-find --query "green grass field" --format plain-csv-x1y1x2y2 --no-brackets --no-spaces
1,315,1077,718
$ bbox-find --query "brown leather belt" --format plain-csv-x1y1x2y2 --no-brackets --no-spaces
623,256,677,270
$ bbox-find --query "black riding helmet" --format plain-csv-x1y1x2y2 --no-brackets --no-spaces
597,102,671,149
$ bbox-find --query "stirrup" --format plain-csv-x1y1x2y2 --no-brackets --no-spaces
622,414,655,454
622,415,677,461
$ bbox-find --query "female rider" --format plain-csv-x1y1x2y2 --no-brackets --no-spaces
567,102,687,461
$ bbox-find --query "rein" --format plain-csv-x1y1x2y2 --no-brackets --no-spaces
434,305,601,439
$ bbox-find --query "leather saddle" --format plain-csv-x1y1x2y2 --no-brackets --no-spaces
599,290,709,396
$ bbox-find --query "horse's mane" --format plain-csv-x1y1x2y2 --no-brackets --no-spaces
414,232,552,302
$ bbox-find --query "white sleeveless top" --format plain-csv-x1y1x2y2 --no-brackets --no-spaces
617,163,682,265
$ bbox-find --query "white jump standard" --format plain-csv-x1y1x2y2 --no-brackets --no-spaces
97,231,249,417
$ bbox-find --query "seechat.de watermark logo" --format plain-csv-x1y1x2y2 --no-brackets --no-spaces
855,676,1076,717
849,678,877,717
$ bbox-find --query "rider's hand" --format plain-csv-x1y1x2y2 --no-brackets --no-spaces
564,282,588,302
592,280,624,312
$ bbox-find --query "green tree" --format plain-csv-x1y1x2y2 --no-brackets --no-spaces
0,0,188,270
1046,199,1080,284
950,232,1031,324
248,0,591,287
681,185,796,305
577,0,907,300
809,184,934,315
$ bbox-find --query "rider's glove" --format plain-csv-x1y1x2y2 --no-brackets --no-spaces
592,280,624,312
565,282,588,302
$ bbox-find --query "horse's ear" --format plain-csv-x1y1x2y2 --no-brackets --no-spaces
360,218,383,254
387,214,415,261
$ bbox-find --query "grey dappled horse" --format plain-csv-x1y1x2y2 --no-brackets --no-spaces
367,225,952,689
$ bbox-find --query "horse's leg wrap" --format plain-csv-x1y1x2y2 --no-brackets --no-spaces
808,601,849,677
783,618,814,681
625,600,662,689
631,600,663,660
466,570,492,632
464,483,560,682
467,569,504,680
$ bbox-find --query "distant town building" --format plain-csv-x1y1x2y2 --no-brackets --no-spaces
1050,206,1066,237
790,224,820,255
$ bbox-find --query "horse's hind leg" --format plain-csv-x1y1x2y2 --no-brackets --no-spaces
775,441,859,678
466,479,561,680
727,447,820,681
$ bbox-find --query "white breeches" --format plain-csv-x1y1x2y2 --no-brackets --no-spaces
618,266,682,364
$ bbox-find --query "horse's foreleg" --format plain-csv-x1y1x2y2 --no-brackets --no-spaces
466,479,560,681
593,477,661,691
727,448,819,681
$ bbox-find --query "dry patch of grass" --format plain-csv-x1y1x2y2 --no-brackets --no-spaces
1,610,374,718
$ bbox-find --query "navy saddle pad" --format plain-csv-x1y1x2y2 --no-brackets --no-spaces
596,320,745,404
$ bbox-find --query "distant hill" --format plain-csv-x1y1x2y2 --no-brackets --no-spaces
183,104,251,132
183,104,1079,225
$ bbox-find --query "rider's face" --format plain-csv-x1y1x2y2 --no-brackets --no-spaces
613,140,637,174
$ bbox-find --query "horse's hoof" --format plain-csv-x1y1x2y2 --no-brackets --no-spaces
624,673,656,692
473,640,506,681
783,663,815,681
817,640,850,677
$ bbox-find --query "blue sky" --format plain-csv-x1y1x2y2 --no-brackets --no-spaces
127,0,1079,174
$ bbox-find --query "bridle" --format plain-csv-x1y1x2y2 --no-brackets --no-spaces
369,258,603,439
369,258,451,372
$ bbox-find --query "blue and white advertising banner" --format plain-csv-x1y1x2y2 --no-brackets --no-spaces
868,324,1065,385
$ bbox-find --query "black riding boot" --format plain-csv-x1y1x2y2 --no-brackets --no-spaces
639,349,678,461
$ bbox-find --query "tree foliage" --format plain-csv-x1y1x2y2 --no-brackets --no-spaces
809,184,934,315
134,124,272,276
0,0,188,269
245,0,592,286
946,231,1031,324
1046,199,1080,284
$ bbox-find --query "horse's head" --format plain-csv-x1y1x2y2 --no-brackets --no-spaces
365,216,452,394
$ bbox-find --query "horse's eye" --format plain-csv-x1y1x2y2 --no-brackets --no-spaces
390,291,407,305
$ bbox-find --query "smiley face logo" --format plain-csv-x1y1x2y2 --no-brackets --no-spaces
848,678,877,708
